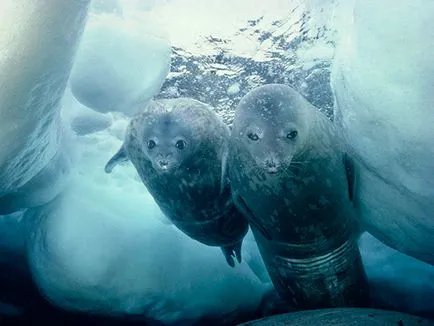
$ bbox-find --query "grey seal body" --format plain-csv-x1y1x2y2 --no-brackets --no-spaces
105,98,248,267
228,84,369,309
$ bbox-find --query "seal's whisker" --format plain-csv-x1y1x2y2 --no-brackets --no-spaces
290,161,307,166
281,165,297,179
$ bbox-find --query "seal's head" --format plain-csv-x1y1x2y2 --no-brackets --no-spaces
136,99,217,174
140,109,194,173
233,84,310,175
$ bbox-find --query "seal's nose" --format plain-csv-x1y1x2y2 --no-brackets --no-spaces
156,153,173,170
158,153,172,159
265,159,276,168
264,158,279,174
157,159,169,170
159,160,168,166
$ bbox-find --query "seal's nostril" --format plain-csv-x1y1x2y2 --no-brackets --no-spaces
265,160,276,168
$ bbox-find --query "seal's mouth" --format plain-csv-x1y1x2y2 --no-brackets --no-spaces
266,167,279,174
159,160,169,168
263,159,281,175
155,160,171,172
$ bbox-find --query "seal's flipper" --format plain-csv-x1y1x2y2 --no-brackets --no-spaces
105,145,129,173
233,194,272,241
343,153,355,202
221,241,243,268
221,246,236,267
233,241,242,263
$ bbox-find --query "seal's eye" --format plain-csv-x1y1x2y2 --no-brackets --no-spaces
247,132,259,141
175,139,186,150
147,140,156,150
286,130,298,140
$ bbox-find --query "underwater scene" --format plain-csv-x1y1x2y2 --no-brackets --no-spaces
0,0,433,325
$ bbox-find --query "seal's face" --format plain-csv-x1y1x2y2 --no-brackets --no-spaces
141,114,194,173
240,120,299,175
233,84,306,176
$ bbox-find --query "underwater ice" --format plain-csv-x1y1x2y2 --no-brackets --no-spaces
24,93,434,322
331,0,434,265
0,0,87,213
1,0,434,323
26,114,267,322
25,113,434,321
69,12,171,116
359,233,434,317
70,111,112,136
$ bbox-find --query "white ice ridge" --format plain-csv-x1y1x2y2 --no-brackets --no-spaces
70,12,171,116
0,0,90,210
331,0,434,264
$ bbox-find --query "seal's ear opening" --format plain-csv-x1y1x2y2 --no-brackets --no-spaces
105,145,130,173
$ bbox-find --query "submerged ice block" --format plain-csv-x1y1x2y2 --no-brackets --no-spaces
70,13,171,116
332,0,434,264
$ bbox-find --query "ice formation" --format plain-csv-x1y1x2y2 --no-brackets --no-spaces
69,12,172,116
1,0,434,323
0,0,90,214
70,108,113,136
331,0,434,265
26,126,267,323
90,0,123,15
359,233,434,317
0,0,90,196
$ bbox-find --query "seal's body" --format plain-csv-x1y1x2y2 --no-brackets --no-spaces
229,84,369,309
105,98,248,267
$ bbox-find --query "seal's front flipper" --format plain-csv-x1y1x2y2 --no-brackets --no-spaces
343,153,356,202
105,145,129,173
221,240,243,267
233,194,272,241
233,241,242,263
221,246,236,267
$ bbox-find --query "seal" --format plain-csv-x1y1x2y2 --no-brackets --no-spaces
105,98,249,267
228,84,370,309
